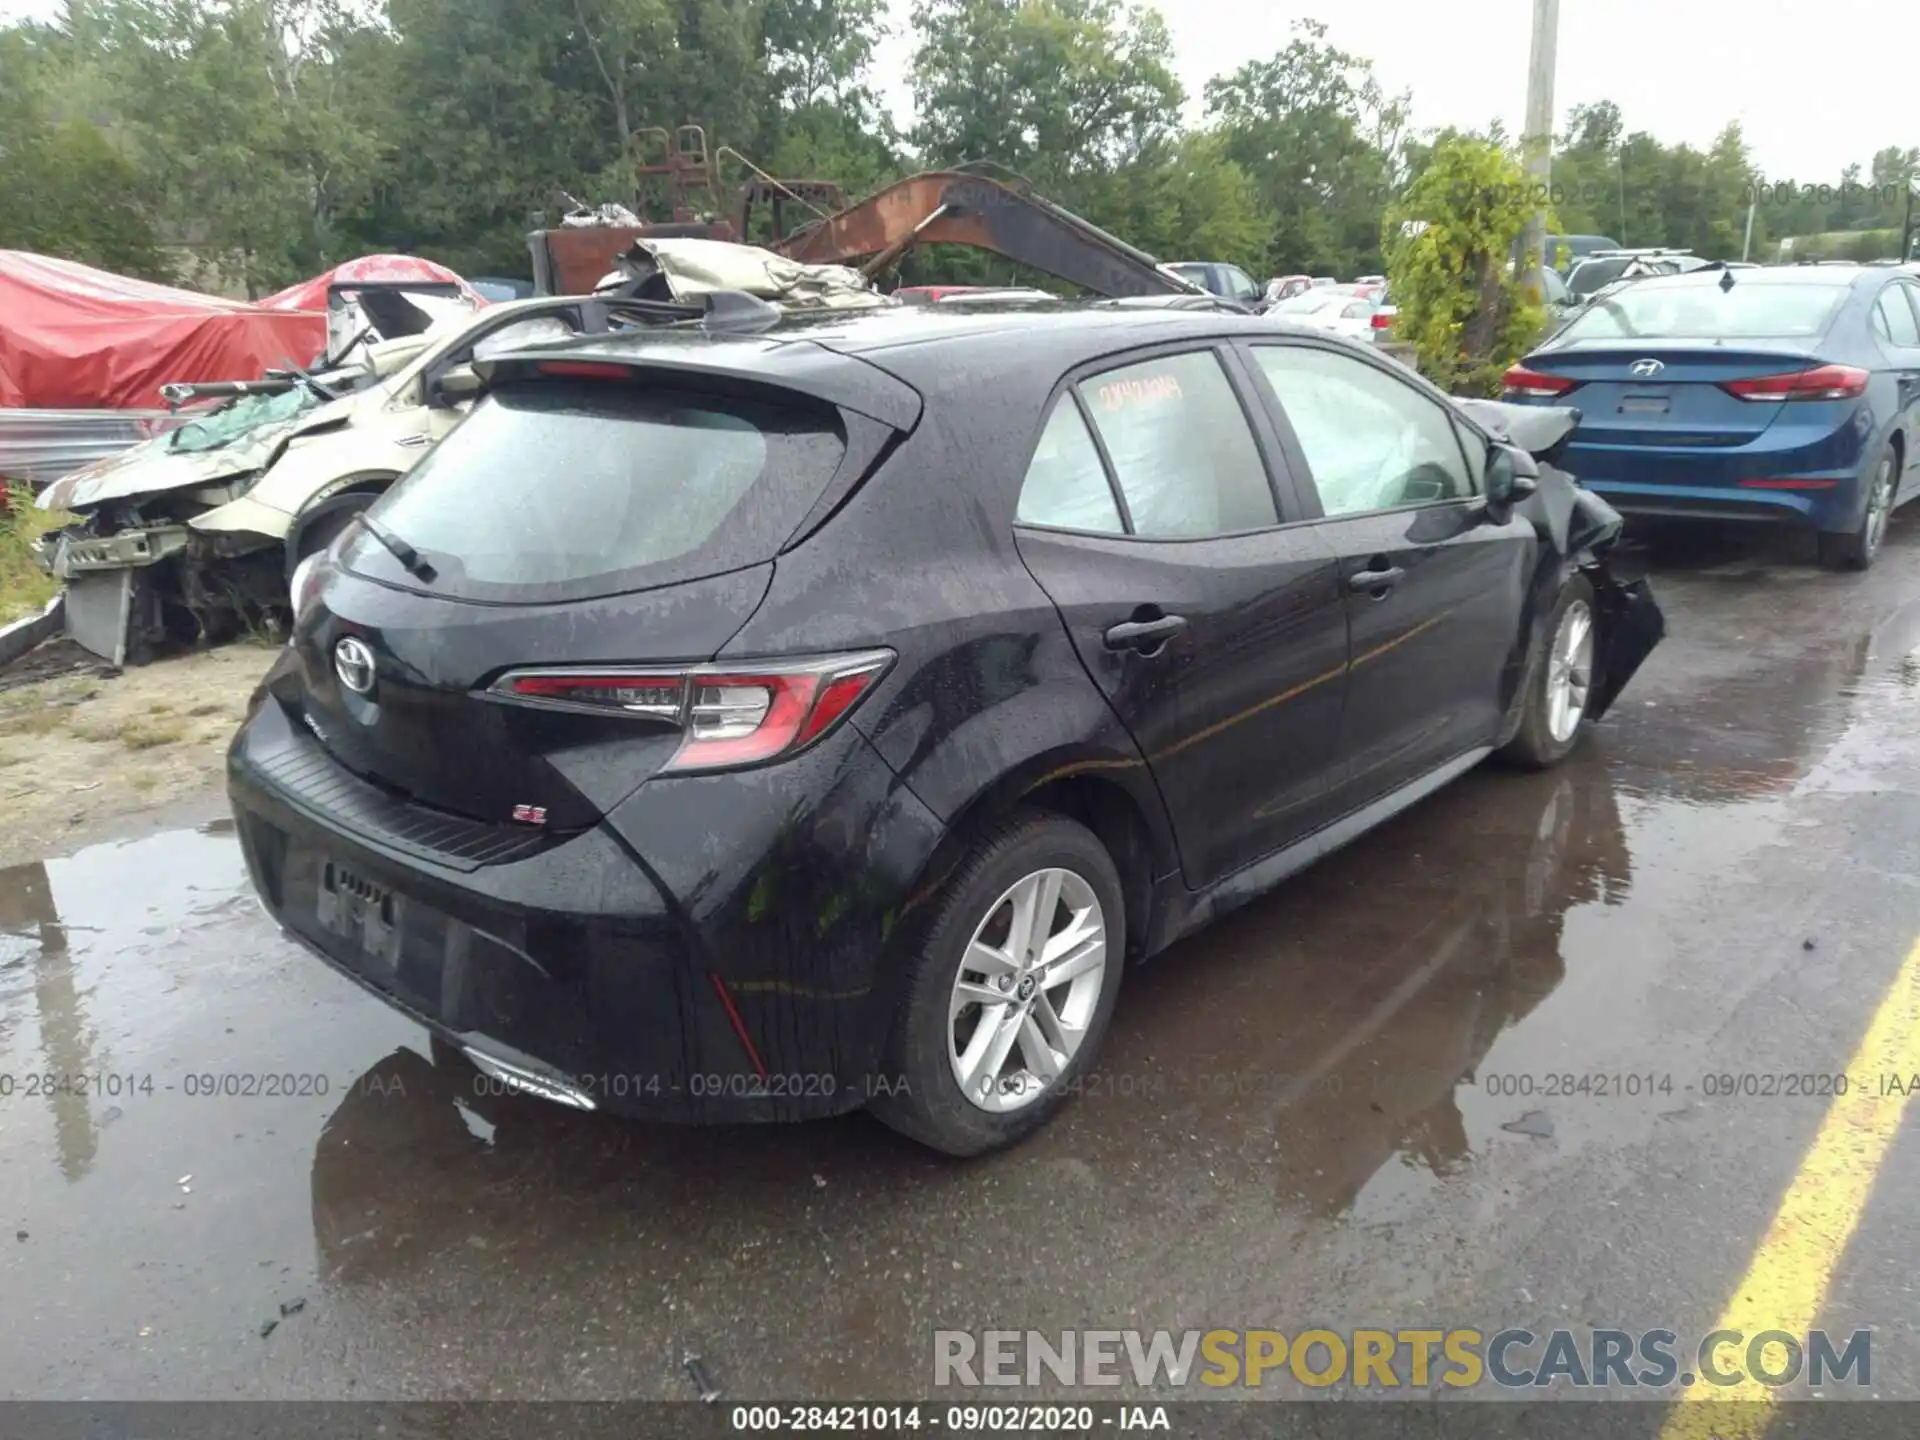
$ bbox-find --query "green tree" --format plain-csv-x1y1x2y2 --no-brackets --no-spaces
0,26,172,278
1384,137,1546,396
1205,18,1409,277
908,0,1183,191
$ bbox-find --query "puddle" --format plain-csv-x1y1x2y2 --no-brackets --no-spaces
5,571,1920,1397
0,827,255,1182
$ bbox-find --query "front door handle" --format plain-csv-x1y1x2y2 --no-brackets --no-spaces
1348,565,1405,594
1104,614,1188,651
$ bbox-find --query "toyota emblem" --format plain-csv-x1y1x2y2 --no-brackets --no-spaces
1630,358,1665,378
333,636,376,695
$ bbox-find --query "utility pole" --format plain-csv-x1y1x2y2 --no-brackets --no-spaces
1519,0,1560,289
1742,189,1756,262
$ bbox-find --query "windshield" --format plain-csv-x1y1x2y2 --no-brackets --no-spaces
1558,281,1851,341
166,387,322,454
1275,293,1343,314
346,380,846,604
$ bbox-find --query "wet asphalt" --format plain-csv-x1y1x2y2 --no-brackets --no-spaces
5,520,1920,1404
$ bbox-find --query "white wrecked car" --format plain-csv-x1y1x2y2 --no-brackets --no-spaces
35,241,895,665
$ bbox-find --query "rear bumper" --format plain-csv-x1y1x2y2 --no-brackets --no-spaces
1578,479,1849,526
1513,396,1872,531
228,698,946,1123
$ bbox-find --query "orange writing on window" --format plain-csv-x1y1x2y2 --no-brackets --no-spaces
1096,373,1185,412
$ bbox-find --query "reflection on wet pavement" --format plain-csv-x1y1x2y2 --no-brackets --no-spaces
5,528,1920,1398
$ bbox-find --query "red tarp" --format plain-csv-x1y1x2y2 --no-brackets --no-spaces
0,251,327,411
261,253,484,311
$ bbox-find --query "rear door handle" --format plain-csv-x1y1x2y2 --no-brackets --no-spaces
1348,566,1405,593
1104,615,1188,650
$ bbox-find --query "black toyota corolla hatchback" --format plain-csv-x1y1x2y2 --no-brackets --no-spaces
229,305,1663,1155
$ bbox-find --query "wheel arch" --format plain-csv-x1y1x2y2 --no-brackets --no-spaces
895,748,1176,966
282,471,400,577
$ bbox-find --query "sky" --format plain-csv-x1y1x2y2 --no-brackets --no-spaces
877,0,1913,186
5,0,1915,184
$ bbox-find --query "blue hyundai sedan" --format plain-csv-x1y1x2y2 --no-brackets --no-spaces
1503,264,1920,569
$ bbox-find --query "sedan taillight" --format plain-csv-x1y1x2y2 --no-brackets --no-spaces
1718,364,1869,401
485,650,894,773
1502,364,1581,398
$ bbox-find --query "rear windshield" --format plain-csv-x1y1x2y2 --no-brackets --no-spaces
344,380,845,603
1557,282,1849,342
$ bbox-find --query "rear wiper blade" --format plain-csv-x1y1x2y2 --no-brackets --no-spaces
353,512,437,583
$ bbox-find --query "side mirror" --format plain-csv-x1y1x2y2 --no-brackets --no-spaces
431,364,481,405
1485,446,1538,521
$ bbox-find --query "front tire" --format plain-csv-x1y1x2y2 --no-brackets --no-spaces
1499,575,1597,771
870,811,1126,1156
1817,444,1897,572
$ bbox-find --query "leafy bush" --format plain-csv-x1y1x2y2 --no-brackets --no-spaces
1383,139,1548,396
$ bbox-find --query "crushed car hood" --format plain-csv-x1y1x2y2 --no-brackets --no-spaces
597,237,893,313
39,388,362,512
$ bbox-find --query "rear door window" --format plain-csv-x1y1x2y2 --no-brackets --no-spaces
1876,287,1920,346
1015,398,1125,533
346,380,846,603
1077,351,1279,537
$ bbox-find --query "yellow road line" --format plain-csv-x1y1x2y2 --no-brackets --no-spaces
1660,933,1920,1440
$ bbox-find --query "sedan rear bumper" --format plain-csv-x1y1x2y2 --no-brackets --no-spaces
1581,478,1846,525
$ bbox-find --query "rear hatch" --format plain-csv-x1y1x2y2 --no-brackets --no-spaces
1508,277,1856,464
282,352,914,831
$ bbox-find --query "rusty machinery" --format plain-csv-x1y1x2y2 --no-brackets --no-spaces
530,125,852,294
529,133,1196,300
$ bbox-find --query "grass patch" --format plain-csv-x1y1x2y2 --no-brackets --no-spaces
119,720,185,750
0,482,70,625
70,716,186,750
186,701,226,717
129,772,159,792
0,704,68,738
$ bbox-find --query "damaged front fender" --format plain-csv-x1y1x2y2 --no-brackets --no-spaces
1492,440,1665,730
1587,571,1664,722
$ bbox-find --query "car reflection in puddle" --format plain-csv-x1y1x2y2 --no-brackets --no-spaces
307,748,1631,1284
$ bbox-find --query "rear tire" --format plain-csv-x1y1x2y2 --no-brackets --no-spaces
869,811,1126,1156
1499,575,1597,772
1817,445,1897,572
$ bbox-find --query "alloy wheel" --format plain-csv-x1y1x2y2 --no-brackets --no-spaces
947,867,1107,1113
1864,457,1895,558
1546,600,1594,744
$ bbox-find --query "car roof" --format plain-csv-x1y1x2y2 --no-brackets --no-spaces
506,303,1302,370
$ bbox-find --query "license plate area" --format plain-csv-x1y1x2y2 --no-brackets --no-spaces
316,858,403,967
1619,392,1671,414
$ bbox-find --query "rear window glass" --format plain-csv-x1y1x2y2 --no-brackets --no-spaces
1558,282,1849,341
344,381,845,603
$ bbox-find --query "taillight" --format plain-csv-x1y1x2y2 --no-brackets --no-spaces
1719,365,1869,402
485,650,894,773
536,360,631,380
1502,365,1580,398
1370,311,1393,330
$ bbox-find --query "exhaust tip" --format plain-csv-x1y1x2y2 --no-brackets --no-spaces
462,1045,597,1111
